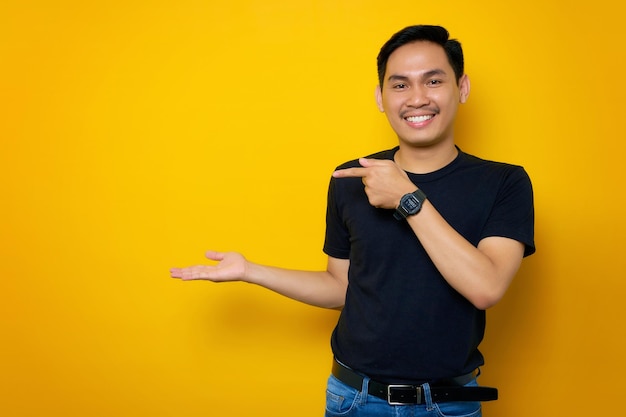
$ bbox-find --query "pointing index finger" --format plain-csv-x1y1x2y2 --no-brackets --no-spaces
332,158,389,178
333,166,368,178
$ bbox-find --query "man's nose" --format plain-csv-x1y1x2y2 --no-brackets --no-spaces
406,86,428,107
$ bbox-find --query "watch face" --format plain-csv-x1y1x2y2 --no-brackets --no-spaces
403,194,421,213
395,190,426,220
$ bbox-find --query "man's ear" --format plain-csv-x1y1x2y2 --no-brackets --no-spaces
375,85,384,112
459,74,470,104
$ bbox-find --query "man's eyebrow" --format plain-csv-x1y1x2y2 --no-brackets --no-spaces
422,69,448,79
387,74,410,83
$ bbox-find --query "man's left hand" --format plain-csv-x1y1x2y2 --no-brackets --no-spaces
332,158,417,209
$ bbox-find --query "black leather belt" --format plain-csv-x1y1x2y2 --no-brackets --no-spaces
332,359,498,405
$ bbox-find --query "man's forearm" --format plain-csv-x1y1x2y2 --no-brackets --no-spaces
245,260,348,309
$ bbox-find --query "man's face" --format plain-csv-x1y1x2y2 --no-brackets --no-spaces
376,41,470,149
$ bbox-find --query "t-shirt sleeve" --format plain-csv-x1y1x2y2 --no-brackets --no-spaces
323,176,351,259
481,166,536,257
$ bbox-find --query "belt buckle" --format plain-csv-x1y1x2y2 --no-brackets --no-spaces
387,384,421,405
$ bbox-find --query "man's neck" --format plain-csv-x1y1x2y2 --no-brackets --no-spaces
394,143,459,174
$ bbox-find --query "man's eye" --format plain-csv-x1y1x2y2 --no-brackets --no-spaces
427,79,442,86
393,84,407,89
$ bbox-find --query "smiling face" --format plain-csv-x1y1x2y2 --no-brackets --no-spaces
376,41,470,150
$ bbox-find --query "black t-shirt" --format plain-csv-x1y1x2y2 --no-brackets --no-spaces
323,147,535,384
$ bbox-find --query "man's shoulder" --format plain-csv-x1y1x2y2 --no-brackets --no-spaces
460,150,526,174
455,151,532,196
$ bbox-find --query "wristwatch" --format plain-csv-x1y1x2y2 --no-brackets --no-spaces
393,189,427,220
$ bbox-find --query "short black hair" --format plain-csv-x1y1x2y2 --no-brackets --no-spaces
377,25,464,87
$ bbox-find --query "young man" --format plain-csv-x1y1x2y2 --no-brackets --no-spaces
171,25,535,417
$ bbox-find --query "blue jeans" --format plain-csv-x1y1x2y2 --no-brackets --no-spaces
324,374,482,417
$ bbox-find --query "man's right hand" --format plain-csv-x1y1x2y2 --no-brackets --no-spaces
170,251,247,282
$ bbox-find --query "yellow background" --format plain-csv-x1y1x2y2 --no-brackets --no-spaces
2,1,624,416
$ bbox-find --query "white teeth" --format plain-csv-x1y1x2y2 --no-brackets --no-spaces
406,115,433,123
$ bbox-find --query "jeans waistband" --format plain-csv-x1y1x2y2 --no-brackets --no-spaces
331,358,498,405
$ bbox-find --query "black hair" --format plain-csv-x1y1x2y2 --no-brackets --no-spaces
377,25,464,86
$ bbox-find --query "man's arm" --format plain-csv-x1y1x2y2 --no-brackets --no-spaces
171,251,349,309
406,206,524,309
333,157,524,310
